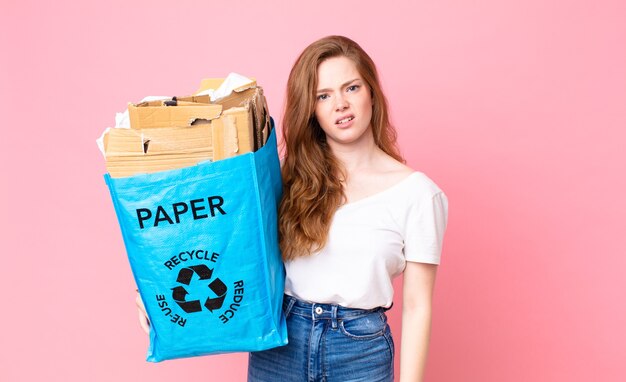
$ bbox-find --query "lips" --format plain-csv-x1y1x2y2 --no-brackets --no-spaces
335,115,355,125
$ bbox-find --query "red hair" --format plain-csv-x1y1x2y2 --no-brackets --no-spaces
279,35,403,260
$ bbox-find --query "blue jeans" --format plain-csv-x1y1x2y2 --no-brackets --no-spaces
248,295,394,382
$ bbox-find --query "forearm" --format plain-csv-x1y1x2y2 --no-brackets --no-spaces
399,305,432,382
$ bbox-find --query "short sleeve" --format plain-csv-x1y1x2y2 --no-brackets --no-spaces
403,191,449,264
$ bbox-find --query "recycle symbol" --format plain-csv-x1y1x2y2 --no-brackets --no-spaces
171,264,227,314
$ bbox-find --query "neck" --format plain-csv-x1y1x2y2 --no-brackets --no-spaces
328,130,380,175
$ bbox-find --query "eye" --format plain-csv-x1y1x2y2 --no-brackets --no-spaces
347,84,360,92
317,94,329,101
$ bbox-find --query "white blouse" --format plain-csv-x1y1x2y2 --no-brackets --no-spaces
283,172,449,309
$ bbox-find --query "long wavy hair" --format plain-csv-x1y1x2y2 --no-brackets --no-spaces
279,35,403,261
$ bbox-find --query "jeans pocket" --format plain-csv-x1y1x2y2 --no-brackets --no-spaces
339,312,386,340
383,325,395,361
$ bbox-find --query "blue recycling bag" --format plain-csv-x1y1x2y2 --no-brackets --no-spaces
104,128,287,362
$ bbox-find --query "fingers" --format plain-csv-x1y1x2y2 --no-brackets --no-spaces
135,293,147,313
138,309,150,334
135,292,150,334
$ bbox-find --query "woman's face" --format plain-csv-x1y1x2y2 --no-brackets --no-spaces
314,56,373,149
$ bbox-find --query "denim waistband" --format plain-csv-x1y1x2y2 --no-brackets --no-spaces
283,294,391,322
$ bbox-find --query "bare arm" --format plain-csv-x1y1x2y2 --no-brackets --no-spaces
399,261,438,382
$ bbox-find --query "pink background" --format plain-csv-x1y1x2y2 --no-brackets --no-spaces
1,0,625,381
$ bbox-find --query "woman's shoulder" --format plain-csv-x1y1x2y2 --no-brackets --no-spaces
372,151,413,181
404,171,445,198
377,156,444,198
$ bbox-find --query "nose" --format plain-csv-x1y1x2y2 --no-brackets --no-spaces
334,93,348,111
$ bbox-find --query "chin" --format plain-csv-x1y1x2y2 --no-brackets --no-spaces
328,128,371,146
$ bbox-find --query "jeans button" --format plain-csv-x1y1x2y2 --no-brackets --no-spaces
314,306,323,315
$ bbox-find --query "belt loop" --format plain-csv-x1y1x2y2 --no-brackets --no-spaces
283,295,296,317
331,305,338,329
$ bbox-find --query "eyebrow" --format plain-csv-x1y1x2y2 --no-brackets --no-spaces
316,78,361,93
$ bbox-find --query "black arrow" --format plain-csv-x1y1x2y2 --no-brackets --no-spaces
209,278,227,296
204,295,226,312
189,265,213,280
172,286,189,301
176,265,213,285
176,300,202,313
171,286,202,313
176,268,194,285
204,278,228,312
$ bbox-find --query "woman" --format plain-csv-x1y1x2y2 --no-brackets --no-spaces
247,36,448,381
138,36,448,381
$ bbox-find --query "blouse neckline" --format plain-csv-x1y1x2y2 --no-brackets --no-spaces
337,172,419,211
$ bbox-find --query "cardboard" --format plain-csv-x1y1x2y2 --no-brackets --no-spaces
104,78,271,178
103,125,214,178
128,102,222,128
